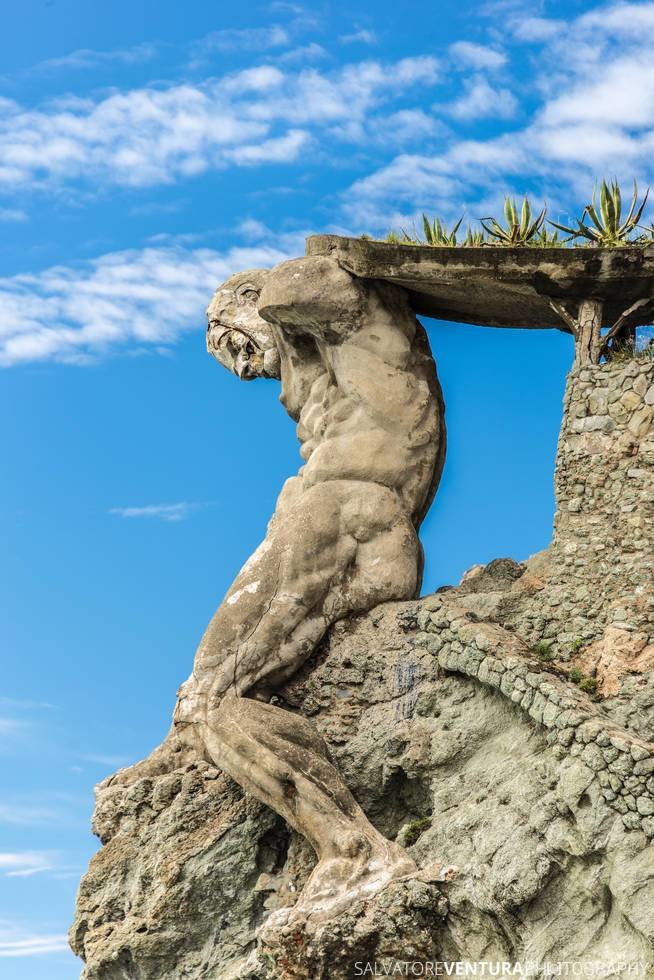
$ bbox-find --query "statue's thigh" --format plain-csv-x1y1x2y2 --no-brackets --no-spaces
347,521,420,608
273,482,357,594
318,480,420,611
275,479,406,577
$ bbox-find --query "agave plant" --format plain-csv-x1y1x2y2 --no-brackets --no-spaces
480,196,546,246
463,225,485,246
636,221,654,242
550,178,649,247
422,214,463,246
385,230,418,245
532,226,568,248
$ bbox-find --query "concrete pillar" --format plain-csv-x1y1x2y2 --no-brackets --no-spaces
574,298,603,366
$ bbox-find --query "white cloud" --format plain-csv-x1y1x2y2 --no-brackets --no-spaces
0,70,259,188
0,56,440,191
0,922,69,957
78,751,132,766
446,76,518,121
0,242,289,367
449,40,506,69
345,3,654,223
228,57,440,126
371,109,445,144
348,154,461,205
0,717,32,753
276,43,328,64
0,84,267,189
510,16,564,42
340,29,378,45
268,0,304,11
110,503,201,522
541,55,654,129
0,208,27,222
190,25,290,59
225,129,309,164
0,803,60,825
27,41,159,74
0,718,27,736
514,2,654,75
0,852,58,878
480,0,544,14
0,698,54,710
237,218,271,240
577,1,654,39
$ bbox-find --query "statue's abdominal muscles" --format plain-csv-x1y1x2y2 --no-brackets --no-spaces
293,330,440,523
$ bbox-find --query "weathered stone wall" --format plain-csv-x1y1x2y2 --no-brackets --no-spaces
416,594,654,839
510,356,654,658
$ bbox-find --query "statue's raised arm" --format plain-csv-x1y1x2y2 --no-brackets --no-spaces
174,255,450,931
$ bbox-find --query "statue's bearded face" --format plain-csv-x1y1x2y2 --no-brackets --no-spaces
206,270,280,380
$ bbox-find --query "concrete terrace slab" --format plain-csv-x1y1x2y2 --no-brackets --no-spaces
306,235,654,331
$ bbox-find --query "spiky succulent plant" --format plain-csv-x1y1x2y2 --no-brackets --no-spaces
636,221,654,242
421,214,463,246
480,196,547,246
532,226,567,247
549,179,649,246
463,225,485,246
385,230,418,245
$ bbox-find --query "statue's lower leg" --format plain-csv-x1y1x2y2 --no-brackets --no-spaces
201,690,422,927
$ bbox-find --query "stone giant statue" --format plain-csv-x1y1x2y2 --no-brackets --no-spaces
129,255,448,927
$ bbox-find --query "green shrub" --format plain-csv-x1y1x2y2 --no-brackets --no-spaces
609,337,654,363
579,676,598,696
533,640,555,661
403,816,432,846
567,667,598,698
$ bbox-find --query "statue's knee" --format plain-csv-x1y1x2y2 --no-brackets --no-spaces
210,688,272,727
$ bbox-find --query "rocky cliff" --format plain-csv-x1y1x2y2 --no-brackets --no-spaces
71,355,654,978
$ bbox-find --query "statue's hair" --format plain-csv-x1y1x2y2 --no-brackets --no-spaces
215,268,270,291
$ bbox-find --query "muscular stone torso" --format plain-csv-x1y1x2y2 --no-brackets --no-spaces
274,298,443,526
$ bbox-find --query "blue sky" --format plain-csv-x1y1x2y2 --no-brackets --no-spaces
1,0,653,975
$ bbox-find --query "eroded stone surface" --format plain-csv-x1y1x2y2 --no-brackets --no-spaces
71,331,654,977
256,877,450,979
71,579,654,977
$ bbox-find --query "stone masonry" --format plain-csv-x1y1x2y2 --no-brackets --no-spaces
507,355,654,658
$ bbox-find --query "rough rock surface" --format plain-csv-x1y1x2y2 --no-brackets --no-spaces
71,356,654,977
